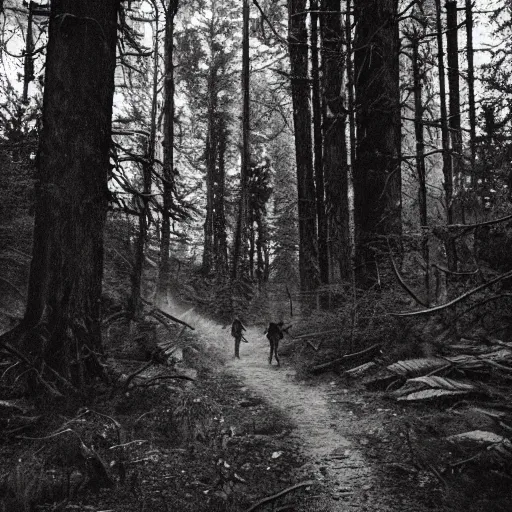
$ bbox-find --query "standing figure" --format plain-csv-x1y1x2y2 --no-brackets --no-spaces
231,317,246,359
265,321,284,366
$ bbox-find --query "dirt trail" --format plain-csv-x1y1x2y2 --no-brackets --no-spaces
192,322,416,511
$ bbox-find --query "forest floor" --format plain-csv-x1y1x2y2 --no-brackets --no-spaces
212,324,440,512
1,314,512,511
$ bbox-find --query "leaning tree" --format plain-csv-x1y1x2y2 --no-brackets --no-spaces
1,0,120,393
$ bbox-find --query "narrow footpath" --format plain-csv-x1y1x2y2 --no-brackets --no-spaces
189,320,438,512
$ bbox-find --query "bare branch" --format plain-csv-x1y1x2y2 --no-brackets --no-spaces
391,269,512,317
389,244,428,307
245,480,316,512
447,213,512,231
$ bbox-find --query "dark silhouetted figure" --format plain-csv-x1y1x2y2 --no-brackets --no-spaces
265,321,284,366
231,317,246,359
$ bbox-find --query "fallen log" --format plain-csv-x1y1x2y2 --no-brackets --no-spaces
134,373,196,388
344,361,377,378
310,343,382,375
293,329,338,340
141,298,195,330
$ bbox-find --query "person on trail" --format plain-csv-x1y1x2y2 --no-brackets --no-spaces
265,321,285,367
231,317,246,359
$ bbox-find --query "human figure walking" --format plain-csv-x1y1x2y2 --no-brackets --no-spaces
231,317,246,359
265,321,284,366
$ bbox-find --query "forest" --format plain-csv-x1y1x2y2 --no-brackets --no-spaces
2,0,512,511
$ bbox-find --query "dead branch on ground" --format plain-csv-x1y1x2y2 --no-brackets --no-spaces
293,329,338,340
245,480,315,512
0,337,63,397
311,343,382,375
120,360,154,390
141,298,195,330
133,373,196,388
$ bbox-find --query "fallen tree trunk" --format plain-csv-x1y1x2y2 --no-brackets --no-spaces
141,298,195,330
310,343,382,375
293,329,338,340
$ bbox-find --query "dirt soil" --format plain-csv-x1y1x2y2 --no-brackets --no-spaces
2,316,512,511
192,320,512,512
206,323,441,512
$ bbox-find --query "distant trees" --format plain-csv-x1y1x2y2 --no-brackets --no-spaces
1,0,511,363
176,0,238,279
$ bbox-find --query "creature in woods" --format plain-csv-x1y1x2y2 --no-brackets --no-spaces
264,321,291,367
231,317,246,359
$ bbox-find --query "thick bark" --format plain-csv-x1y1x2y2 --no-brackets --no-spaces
287,0,319,291
435,0,457,270
156,0,179,306
311,0,328,284
232,0,251,280
320,0,351,281
23,0,119,385
353,0,402,283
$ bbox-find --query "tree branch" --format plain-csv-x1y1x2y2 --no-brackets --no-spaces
245,480,315,512
391,269,512,317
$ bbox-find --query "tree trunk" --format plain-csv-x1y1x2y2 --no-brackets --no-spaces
232,0,251,280
412,32,430,304
202,96,217,274
346,0,356,188
255,208,268,285
311,0,328,284
249,210,255,279
156,0,179,306
23,1,35,103
465,0,476,184
287,0,319,292
353,0,402,284
435,0,457,270
21,0,119,387
446,0,463,219
320,0,351,281
213,114,229,276
130,7,159,319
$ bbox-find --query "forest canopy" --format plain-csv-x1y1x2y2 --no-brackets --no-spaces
1,0,512,392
